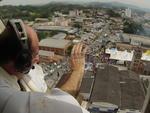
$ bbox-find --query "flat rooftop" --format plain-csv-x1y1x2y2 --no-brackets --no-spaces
35,25,78,34
90,65,145,110
123,33,150,47
80,77,94,93
52,33,66,40
39,38,71,49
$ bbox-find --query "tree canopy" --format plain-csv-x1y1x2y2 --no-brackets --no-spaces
123,18,144,34
0,3,85,21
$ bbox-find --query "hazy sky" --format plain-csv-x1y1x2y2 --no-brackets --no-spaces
0,0,150,9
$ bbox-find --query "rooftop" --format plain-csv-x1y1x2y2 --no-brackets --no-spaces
141,50,150,61
106,48,134,61
123,33,150,47
39,38,71,49
90,65,121,106
80,77,94,93
35,25,78,34
90,65,145,110
39,50,54,57
51,33,66,40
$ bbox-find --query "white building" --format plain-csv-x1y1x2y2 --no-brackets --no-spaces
144,13,150,20
125,8,132,18
106,48,134,61
69,10,80,17
0,20,5,34
52,17,71,26
141,50,150,62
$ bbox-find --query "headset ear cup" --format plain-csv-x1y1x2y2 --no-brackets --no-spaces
15,49,32,73
6,19,32,73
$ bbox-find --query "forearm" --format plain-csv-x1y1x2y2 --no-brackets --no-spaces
60,69,84,97
59,43,87,96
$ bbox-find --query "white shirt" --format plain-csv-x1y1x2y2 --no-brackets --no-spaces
20,64,47,92
0,67,89,113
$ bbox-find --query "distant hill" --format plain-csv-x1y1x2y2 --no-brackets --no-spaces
44,1,150,12
86,1,150,12
0,1,149,21
97,1,139,9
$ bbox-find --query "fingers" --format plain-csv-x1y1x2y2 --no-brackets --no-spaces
71,43,81,59
70,43,80,69
71,44,76,55
70,43,87,61
71,43,82,53
70,43,88,71
75,43,83,55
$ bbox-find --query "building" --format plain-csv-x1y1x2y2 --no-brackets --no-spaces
0,19,5,34
52,17,71,26
87,65,144,113
123,33,150,48
69,10,81,17
35,18,49,23
39,50,54,63
143,63,150,75
39,38,72,56
105,48,134,62
40,60,69,89
35,25,78,34
130,47,143,73
125,8,131,18
88,102,118,113
80,71,95,100
141,50,150,62
39,50,64,63
51,33,67,40
144,13,150,20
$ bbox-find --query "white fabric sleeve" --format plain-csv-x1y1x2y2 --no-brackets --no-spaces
48,88,89,113
0,87,89,113
30,92,83,113
20,64,47,92
0,87,29,113
81,107,90,113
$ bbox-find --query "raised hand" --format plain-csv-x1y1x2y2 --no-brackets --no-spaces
70,43,87,72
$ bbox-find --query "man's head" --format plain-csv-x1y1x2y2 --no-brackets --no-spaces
25,25,39,64
0,19,39,75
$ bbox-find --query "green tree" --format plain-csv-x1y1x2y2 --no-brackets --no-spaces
106,9,121,17
73,22,82,29
123,18,144,34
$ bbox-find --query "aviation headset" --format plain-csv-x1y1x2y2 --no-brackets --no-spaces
6,19,32,74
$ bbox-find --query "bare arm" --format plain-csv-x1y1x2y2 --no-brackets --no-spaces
59,43,87,97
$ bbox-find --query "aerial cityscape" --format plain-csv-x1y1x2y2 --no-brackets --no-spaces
0,0,150,113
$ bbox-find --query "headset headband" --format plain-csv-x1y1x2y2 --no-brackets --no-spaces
7,19,32,74
8,19,29,50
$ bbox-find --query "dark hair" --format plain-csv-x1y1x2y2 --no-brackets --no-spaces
0,23,31,66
